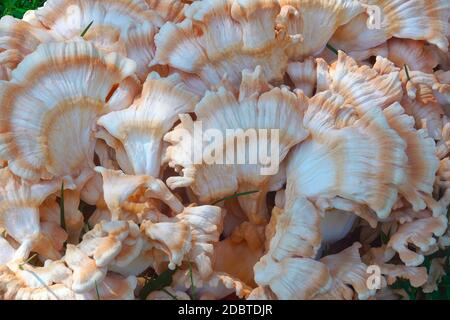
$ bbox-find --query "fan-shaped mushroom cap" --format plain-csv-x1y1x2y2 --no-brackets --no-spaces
383,103,439,212
315,243,375,300
109,241,155,276
177,205,224,278
252,186,334,299
153,0,294,90
78,222,126,268
277,0,364,60
145,0,189,22
1,0,449,302
165,67,308,224
254,255,332,299
363,244,428,290
0,41,136,181
288,90,407,219
15,260,72,290
97,221,144,268
327,52,404,115
36,0,163,36
98,72,200,177
120,23,160,81
386,39,439,73
286,57,317,97
400,69,450,108
35,0,162,80
0,16,56,79
331,0,450,54
79,219,145,273
0,168,64,259
142,220,191,270
252,184,372,300
266,193,322,260
387,211,448,266
401,97,444,140
142,204,223,273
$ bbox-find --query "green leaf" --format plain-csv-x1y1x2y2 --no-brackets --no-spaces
404,64,411,81
80,20,94,38
212,190,259,205
326,43,339,55
18,253,38,270
139,268,177,300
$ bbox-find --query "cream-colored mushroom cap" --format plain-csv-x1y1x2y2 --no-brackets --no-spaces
0,41,136,181
35,0,163,80
165,67,308,224
331,0,450,54
278,0,364,60
98,72,199,177
154,0,295,90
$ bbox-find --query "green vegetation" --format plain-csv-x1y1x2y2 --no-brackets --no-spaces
212,190,259,205
139,268,177,300
0,0,45,18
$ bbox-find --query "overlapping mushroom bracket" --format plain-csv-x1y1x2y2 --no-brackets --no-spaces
0,0,449,300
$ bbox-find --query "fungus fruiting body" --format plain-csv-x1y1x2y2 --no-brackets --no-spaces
0,0,450,300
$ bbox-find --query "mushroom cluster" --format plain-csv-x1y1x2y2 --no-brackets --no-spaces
0,0,449,300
